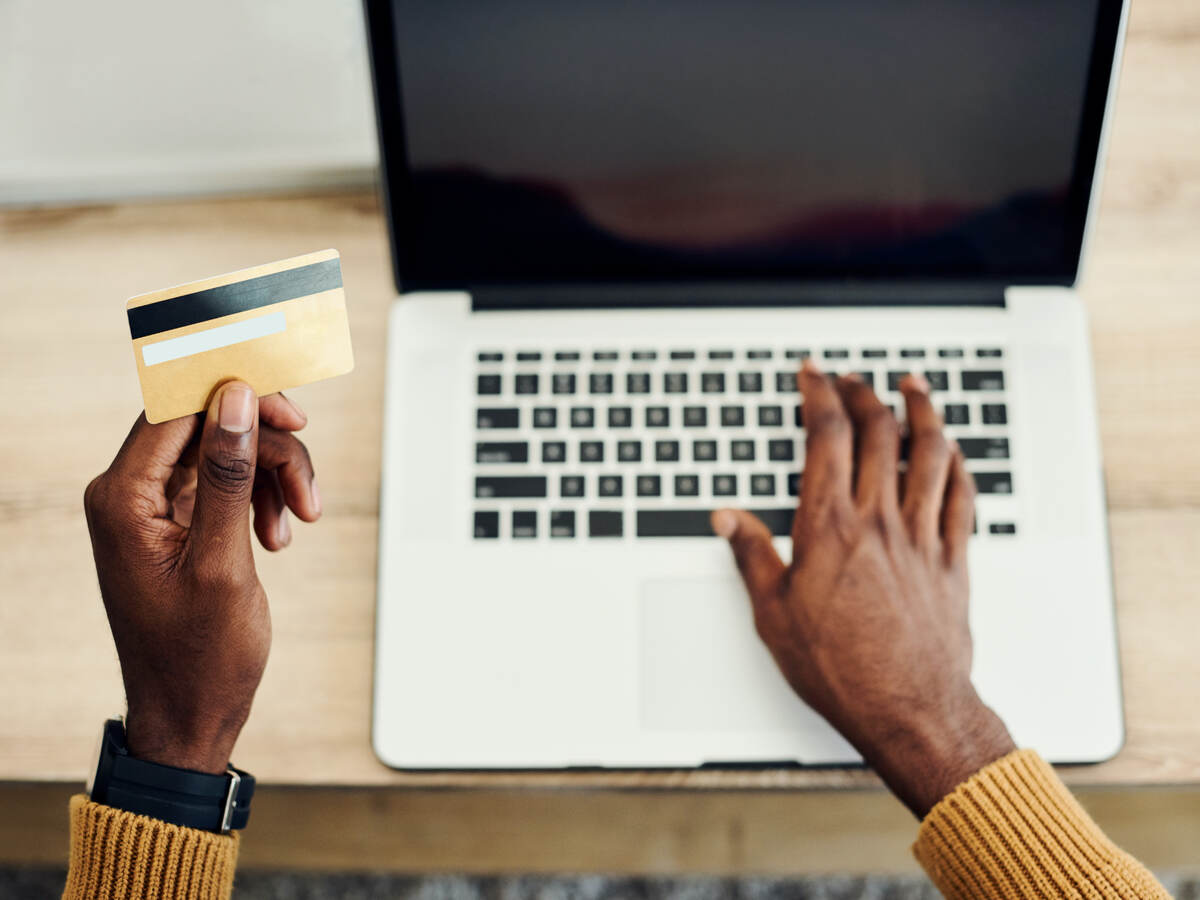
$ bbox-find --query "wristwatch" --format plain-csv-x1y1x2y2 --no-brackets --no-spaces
87,718,255,833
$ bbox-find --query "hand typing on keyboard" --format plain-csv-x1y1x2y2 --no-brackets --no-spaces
712,358,1015,819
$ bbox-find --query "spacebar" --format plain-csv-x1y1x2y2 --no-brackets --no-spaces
637,508,795,537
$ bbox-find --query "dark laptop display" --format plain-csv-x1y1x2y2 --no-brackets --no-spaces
368,1,1122,289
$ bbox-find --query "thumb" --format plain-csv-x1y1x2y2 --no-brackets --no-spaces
711,508,787,604
190,381,259,557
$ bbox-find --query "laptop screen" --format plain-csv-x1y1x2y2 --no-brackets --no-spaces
371,0,1122,291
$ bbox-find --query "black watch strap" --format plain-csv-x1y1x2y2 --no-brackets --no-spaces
89,719,255,833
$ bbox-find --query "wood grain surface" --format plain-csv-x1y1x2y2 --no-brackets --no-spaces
1,0,1198,790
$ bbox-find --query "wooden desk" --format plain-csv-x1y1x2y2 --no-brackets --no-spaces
2,0,1199,791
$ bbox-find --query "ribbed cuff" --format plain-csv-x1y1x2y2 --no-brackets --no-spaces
63,795,238,900
913,749,1170,900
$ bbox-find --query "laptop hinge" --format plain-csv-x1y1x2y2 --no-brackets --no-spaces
470,282,1007,311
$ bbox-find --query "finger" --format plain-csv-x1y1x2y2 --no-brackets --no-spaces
835,375,900,514
900,373,952,548
798,358,854,534
108,412,201,488
259,392,307,432
940,441,975,568
189,381,259,560
712,508,788,615
252,469,291,551
255,426,321,522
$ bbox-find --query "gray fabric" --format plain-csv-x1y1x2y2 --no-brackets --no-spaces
3,868,1197,900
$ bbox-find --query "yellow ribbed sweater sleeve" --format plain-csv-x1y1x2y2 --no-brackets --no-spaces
913,749,1171,899
62,795,238,900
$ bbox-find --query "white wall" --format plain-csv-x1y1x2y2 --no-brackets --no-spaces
0,0,379,205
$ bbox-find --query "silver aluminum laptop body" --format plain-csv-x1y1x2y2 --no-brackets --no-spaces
368,0,1128,768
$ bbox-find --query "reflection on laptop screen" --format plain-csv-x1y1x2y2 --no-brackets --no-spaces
391,0,1105,284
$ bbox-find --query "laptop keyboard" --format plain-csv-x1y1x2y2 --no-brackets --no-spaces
473,346,1015,540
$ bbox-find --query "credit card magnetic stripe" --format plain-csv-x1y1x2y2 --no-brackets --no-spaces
127,257,342,340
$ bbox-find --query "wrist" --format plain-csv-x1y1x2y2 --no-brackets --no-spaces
124,708,245,775
858,688,1016,819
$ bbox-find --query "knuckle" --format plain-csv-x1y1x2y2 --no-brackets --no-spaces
809,408,850,440
866,409,900,442
200,453,255,496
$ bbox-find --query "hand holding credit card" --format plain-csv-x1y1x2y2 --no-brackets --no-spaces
128,249,354,423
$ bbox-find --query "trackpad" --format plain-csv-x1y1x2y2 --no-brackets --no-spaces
639,577,817,731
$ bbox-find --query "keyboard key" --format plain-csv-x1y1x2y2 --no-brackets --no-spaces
560,475,585,498
720,405,745,427
824,349,850,359
664,372,689,393
627,372,651,394
631,350,658,361
938,348,965,358
533,407,557,428
962,370,1005,391
794,405,805,428
608,406,633,428
731,439,755,461
580,440,605,463
478,352,503,363
768,439,795,461
713,474,738,496
571,407,595,428
542,441,566,463
637,508,794,537
958,437,1010,459
553,373,577,394
675,474,700,497
977,348,1004,358
477,407,519,429
751,474,776,496
775,371,798,393
852,371,876,388
900,348,926,359
589,510,623,537
739,372,763,393
684,406,708,427
593,350,618,361
862,348,888,359
758,405,784,426
656,440,680,462
747,349,773,360
982,403,1008,425
701,372,726,393
784,349,811,360
924,370,949,391
887,372,908,391
515,373,539,394
473,511,499,538
973,472,1013,494
555,351,580,361
516,351,542,362
475,476,547,499
646,406,670,428
708,349,734,360
477,374,501,395
693,440,717,462
617,440,643,462
670,350,696,360
989,522,1017,535
787,472,802,496
550,510,576,537
637,475,662,497
590,373,614,394
598,475,624,498
944,404,970,426
512,510,537,538
476,442,528,464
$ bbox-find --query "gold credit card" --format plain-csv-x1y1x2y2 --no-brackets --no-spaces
128,249,354,423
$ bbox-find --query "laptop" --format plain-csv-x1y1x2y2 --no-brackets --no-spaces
367,0,1127,768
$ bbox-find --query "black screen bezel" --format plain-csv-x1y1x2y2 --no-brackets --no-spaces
364,0,1126,297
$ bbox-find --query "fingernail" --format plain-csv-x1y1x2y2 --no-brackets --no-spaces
282,393,307,423
842,372,863,383
802,356,822,376
278,510,291,545
310,477,321,516
219,383,255,433
711,509,738,539
906,372,930,393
